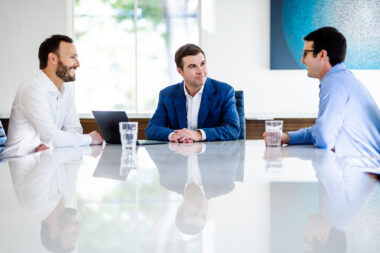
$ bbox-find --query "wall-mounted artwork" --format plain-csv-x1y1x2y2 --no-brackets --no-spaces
270,0,380,69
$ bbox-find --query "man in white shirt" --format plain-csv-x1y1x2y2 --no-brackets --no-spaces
4,35,103,156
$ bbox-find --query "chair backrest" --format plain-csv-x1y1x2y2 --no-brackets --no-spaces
0,120,6,154
235,90,245,139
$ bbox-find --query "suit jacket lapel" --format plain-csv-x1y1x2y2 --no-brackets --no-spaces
198,78,216,128
174,82,187,129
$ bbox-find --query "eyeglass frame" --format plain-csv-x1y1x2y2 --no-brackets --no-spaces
302,50,315,59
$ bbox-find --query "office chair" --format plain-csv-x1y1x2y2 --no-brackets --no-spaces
235,90,245,139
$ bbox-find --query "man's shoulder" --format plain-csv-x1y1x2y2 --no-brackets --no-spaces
160,82,182,96
208,78,233,89
322,67,359,93
206,78,234,96
19,73,47,94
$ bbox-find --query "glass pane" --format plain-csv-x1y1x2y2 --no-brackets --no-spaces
136,0,199,112
74,0,199,113
74,0,136,113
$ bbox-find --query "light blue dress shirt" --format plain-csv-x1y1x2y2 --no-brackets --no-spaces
288,63,380,157
0,120,6,154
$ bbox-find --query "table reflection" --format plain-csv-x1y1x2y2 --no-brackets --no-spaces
269,145,379,253
146,140,245,235
93,145,138,180
9,147,93,253
1,140,379,252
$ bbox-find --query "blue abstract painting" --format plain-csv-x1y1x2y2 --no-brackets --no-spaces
270,0,380,69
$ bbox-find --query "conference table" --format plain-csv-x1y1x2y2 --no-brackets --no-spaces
0,140,379,252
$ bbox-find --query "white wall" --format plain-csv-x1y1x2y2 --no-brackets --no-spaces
0,0,378,117
0,0,73,116
201,0,380,118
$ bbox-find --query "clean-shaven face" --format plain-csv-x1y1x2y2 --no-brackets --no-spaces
301,40,322,79
178,53,208,90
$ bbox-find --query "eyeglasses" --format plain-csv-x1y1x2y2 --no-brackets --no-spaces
302,50,315,59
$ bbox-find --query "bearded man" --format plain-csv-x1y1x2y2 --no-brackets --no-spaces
4,35,103,156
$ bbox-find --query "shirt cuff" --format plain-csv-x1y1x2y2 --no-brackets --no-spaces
168,132,174,141
82,134,93,146
199,143,206,153
198,129,207,141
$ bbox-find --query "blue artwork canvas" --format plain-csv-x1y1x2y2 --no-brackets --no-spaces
270,0,380,69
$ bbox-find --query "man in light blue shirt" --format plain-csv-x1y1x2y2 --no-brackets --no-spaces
267,27,380,156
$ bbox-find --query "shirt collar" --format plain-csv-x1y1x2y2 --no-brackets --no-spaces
39,70,66,96
320,62,346,88
183,82,205,98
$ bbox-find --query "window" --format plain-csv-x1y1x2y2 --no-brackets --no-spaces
74,0,199,113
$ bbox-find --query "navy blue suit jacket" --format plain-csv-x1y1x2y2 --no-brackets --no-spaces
145,78,240,141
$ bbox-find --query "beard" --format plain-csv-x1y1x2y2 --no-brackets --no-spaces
56,60,76,82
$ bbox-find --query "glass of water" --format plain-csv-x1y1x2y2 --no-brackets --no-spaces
119,122,138,149
265,120,283,147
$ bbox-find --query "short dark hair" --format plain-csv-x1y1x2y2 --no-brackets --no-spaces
40,221,74,253
304,27,346,66
175,209,205,235
312,228,347,253
38,34,73,69
175,44,205,70
40,207,77,253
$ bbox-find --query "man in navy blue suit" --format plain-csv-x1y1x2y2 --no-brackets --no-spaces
145,44,240,142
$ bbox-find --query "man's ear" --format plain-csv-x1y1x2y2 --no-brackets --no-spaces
177,67,184,77
320,49,328,59
319,49,331,65
48,52,58,65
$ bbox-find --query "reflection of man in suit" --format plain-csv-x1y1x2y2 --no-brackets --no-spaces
9,147,92,252
145,44,240,142
146,141,244,234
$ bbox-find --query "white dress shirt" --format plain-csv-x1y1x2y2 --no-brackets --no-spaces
184,149,206,195
168,84,207,141
4,71,91,156
10,147,89,220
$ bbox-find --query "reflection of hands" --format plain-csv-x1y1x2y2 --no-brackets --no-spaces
169,142,203,156
90,145,104,158
303,213,332,252
170,128,202,143
89,130,104,145
262,132,289,147
34,144,50,152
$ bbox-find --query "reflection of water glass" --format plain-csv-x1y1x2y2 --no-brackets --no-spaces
264,147,282,170
120,148,137,176
265,120,283,147
119,122,138,149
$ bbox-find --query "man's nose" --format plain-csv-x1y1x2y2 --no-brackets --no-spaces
75,58,80,68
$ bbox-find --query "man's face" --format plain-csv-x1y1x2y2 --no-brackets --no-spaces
57,208,81,250
55,42,80,82
181,183,208,226
177,53,208,90
301,41,322,79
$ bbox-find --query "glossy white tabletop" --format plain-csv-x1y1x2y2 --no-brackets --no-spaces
0,140,379,253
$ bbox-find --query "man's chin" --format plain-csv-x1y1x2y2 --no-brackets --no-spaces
196,79,206,86
61,76,76,82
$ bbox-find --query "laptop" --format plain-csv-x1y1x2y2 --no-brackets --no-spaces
92,110,168,145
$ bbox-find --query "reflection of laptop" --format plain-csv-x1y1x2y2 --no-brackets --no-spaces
93,145,129,181
92,110,168,145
